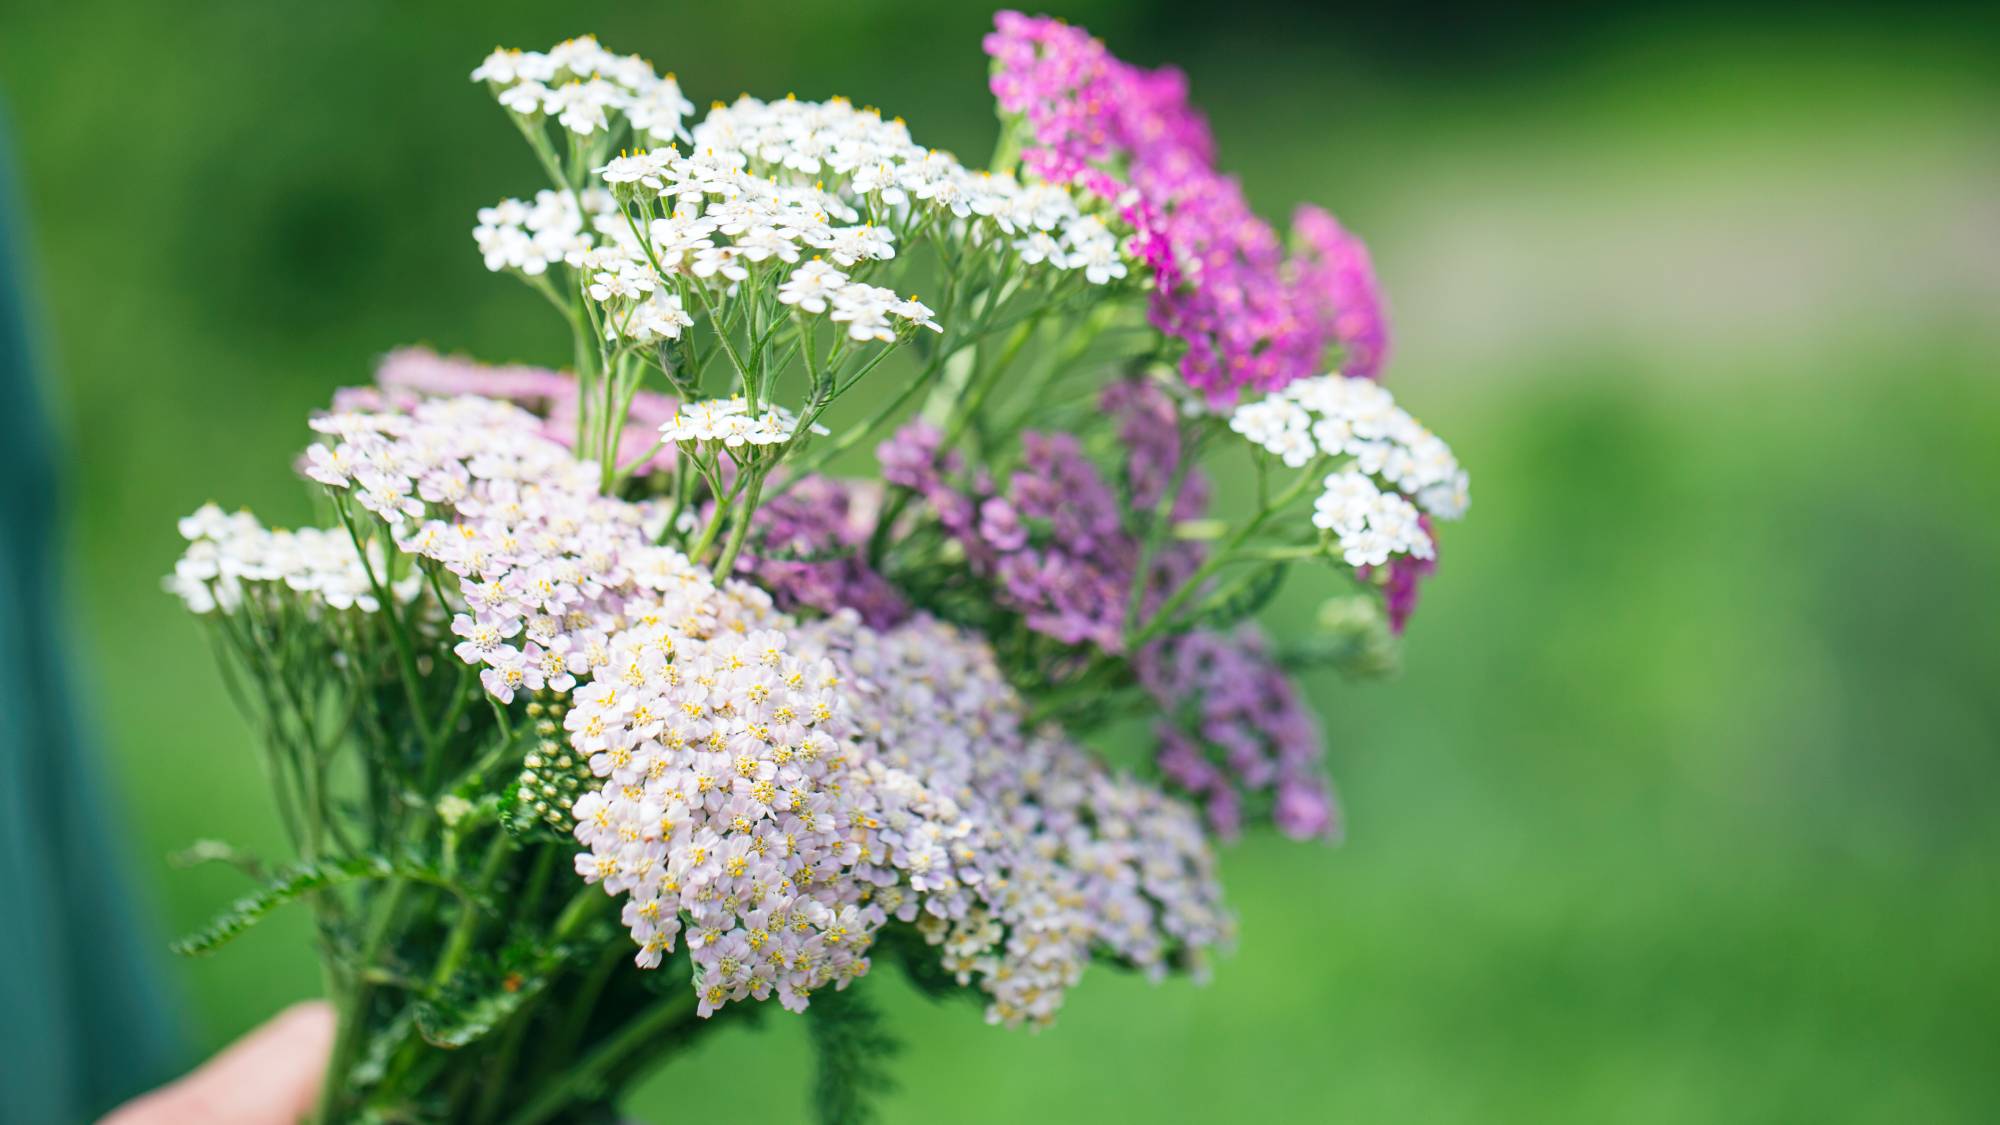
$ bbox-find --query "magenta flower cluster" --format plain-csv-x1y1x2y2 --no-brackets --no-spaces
1366,513,1438,635
984,11,1390,404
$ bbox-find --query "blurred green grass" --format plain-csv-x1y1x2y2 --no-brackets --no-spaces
3,2,1997,1122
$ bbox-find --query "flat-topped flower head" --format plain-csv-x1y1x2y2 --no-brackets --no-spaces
1230,372,1466,570
474,37,692,144
166,503,419,616
1138,625,1342,841
983,12,1391,406
659,397,827,452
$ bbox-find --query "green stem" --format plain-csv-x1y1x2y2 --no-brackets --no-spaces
550,886,606,945
541,945,624,1092
1127,462,1324,646
658,461,694,545
711,468,768,577
501,991,699,1125
331,496,434,746
317,876,412,1123
790,354,936,478
688,492,731,561
1124,455,1197,640
471,1007,537,1124
689,283,754,397
430,834,511,987
938,317,1037,452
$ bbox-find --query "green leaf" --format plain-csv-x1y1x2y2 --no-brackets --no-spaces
167,838,266,879
413,978,541,1049
1194,561,1290,630
349,1006,417,1089
806,985,900,1125
169,855,396,956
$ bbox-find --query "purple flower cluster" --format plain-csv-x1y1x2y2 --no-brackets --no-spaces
1138,627,1341,842
983,12,1391,403
1099,377,1185,510
333,348,679,474
879,381,1203,655
737,475,910,630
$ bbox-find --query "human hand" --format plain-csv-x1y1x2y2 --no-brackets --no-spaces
101,1002,333,1125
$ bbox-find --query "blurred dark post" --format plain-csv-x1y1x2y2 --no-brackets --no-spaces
0,107,185,1121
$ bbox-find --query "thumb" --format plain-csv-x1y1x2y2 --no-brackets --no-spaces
102,1001,336,1125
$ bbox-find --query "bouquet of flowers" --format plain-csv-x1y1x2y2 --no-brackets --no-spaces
164,14,1468,1124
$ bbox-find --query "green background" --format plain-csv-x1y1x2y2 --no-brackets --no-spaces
4,2,1997,1121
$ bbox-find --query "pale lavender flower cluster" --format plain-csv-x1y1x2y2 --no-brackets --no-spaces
295,395,677,703
565,598,894,1017
333,348,678,475
207,390,1227,1025
805,613,1230,1025
984,11,1391,404
1138,627,1341,842
566,600,1230,1026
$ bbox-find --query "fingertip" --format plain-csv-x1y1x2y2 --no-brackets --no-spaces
99,1000,339,1125
268,1000,337,1049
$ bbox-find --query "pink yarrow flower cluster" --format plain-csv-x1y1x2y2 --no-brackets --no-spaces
984,11,1390,404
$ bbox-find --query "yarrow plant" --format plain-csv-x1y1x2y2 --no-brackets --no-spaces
164,18,1469,1124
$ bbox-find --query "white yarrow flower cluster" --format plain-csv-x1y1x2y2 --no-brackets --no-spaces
1311,470,1433,568
658,397,828,451
1230,373,1470,565
474,188,619,277
469,43,1137,369
166,503,417,616
499,145,940,346
692,93,1130,284
472,37,694,144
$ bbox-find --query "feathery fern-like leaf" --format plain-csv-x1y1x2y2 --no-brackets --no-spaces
806,986,900,1125
170,855,396,956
